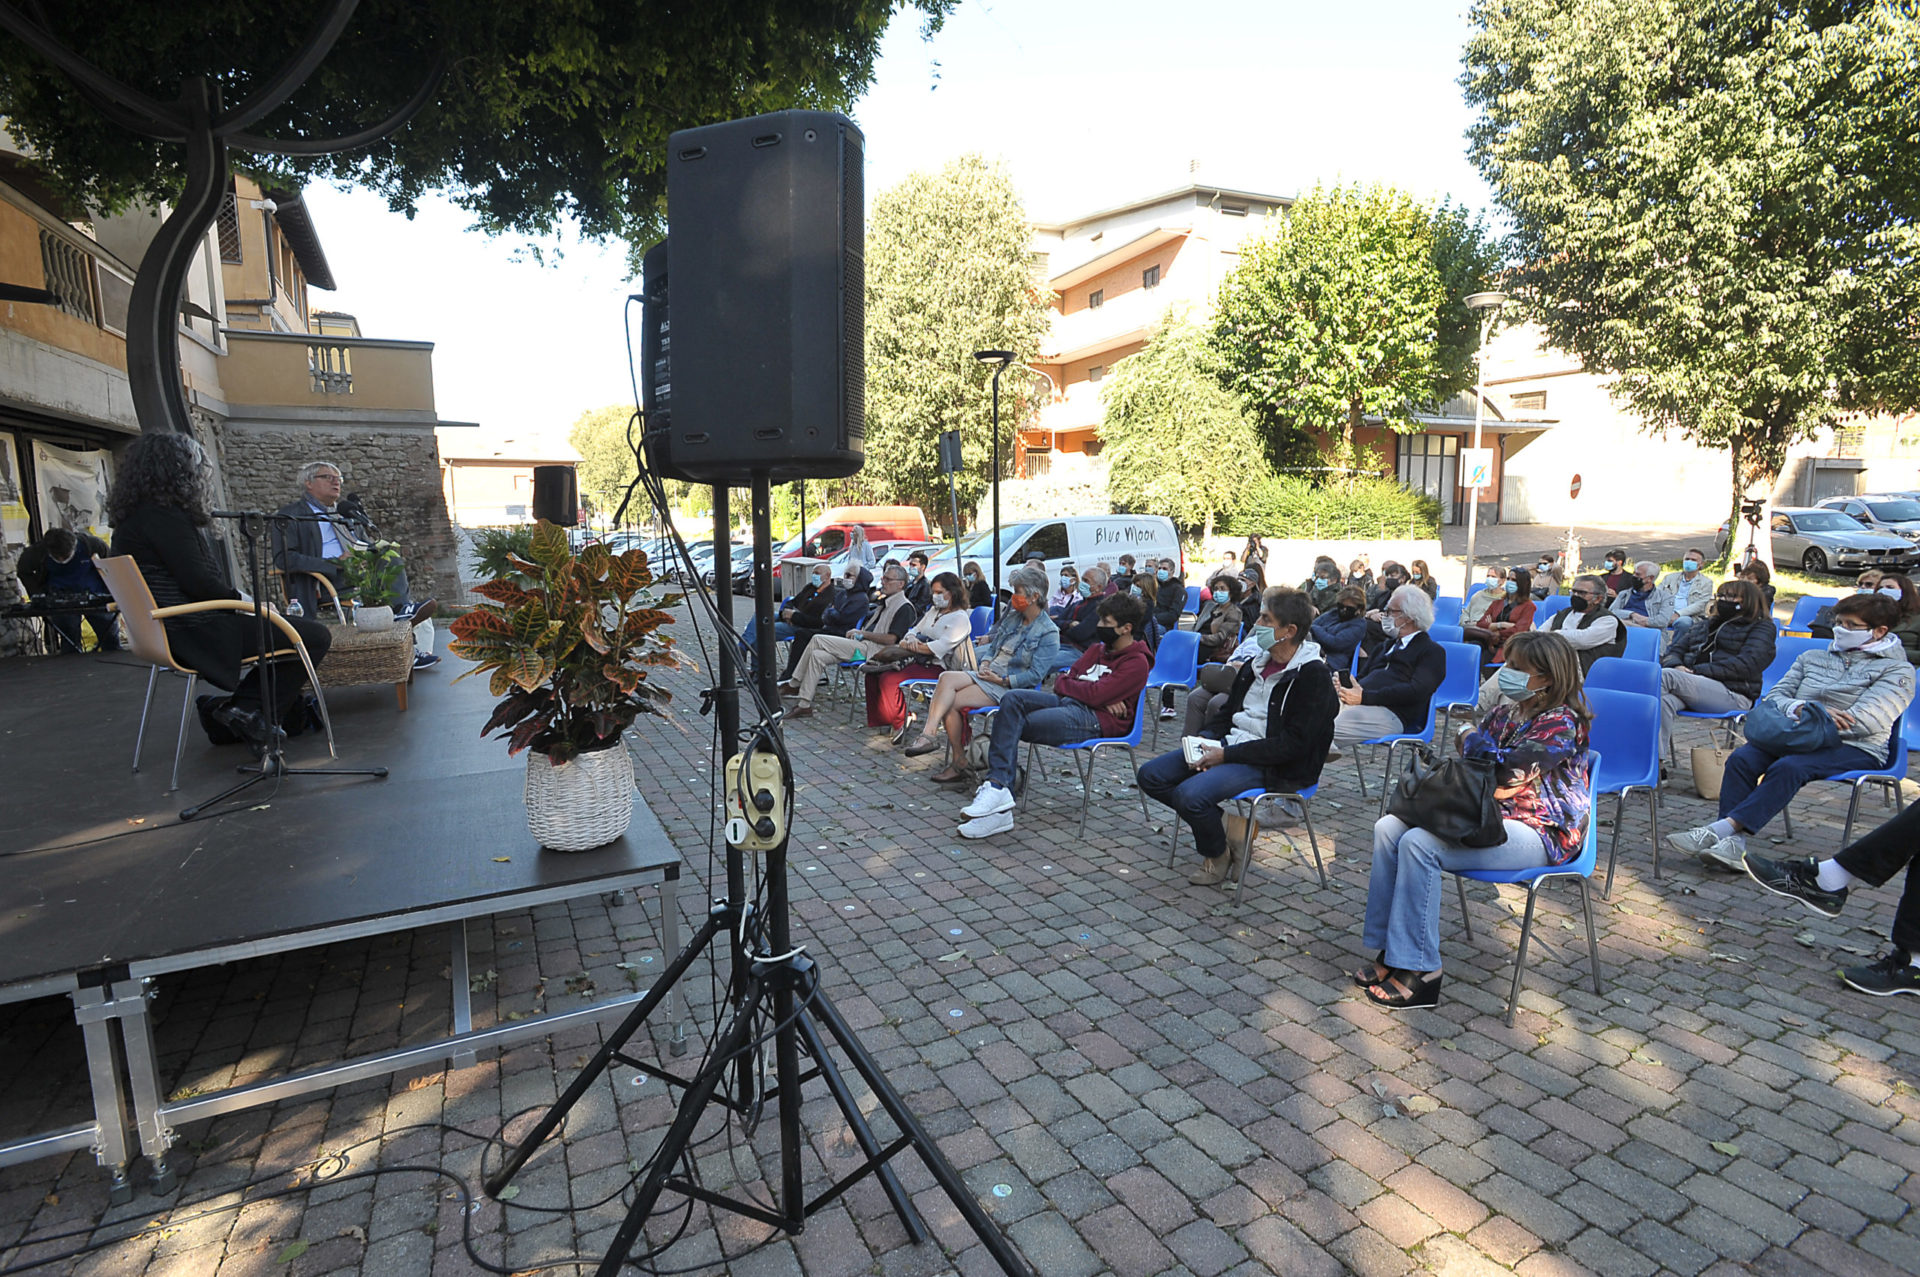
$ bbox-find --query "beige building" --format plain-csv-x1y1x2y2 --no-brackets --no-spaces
437,428,580,527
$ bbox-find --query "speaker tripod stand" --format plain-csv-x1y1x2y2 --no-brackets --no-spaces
484,474,1035,1277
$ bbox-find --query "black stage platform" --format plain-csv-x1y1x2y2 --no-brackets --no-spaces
0,648,684,1199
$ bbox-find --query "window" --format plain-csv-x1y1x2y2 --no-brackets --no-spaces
1088,289,1103,309
1087,365,1105,383
1510,391,1547,411
39,231,96,323
1142,265,1160,290
1220,204,1248,217
809,529,847,556
1771,513,1793,534
215,187,243,263
1023,521,1070,561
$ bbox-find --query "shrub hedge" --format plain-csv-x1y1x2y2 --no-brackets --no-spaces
1229,475,1442,540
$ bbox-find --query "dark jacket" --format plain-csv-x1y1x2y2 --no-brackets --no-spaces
966,575,992,609
1663,614,1776,698
786,579,837,631
1309,609,1367,669
1153,574,1186,632
1058,592,1107,650
1194,597,1244,662
904,573,933,614
17,531,110,595
271,496,344,616
820,566,872,634
1299,578,1342,615
110,503,247,688
1356,630,1447,732
1204,654,1338,792
1541,606,1627,671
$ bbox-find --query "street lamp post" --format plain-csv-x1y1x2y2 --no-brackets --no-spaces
1461,291,1508,599
973,349,1015,609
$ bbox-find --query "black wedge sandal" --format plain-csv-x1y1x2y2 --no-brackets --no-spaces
1351,952,1389,988
1364,969,1443,1011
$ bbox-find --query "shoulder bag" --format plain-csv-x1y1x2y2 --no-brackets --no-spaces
1743,700,1840,754
1386,745,1505,847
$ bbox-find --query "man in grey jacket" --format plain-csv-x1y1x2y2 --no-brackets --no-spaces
1658,548,1716,635
1612,560,1675,632
1670,593,1915,871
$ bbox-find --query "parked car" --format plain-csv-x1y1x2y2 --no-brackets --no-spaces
1716,506,1916,574
706,543,757,592
1816,494,1920,543
946,515,1186,589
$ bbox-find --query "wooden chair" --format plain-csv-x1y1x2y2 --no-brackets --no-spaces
94,555,335,792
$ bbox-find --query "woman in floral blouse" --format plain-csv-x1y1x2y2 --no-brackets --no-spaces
1356,630,1592,1010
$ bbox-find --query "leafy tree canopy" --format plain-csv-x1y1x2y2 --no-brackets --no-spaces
1210,183,1499,468
0,0,951,250
859,153,1050,522
1461,0,1920,520
1099,316,1267,537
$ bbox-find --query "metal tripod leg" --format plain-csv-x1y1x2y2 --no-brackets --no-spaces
792,1004,927,1242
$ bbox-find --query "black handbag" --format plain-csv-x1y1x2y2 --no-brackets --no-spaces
1386,745,1505,847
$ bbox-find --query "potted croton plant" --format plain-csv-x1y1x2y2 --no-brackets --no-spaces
449,521,678,850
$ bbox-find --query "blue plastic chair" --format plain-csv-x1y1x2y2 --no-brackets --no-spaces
1184,584,1201,616
1143,630,1202,748
1166,783,1327,902
1433,597,1465,628
1353,695,1439,812
1785,595,1837,636
1429,623,1465,647
1534,595,1572,624
969,605,993,638
1586,656,1660,699
1587,690,1664,897
1467,582,1487,602
1450,749,1604,1026
1780,699,1918,848
1022,694,1151,837
1622,628,1661,663
1432,641,1483,735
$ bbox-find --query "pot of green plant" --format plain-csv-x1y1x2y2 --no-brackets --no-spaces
448,521,679,851
342,540,406,630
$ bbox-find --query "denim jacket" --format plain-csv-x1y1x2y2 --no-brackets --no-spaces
978,608,1061,690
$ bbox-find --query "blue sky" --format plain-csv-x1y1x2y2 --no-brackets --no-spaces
302,0,1492,443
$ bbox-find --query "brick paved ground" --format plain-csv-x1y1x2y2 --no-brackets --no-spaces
2,614,1917,1276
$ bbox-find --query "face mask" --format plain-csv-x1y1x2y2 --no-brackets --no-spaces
1832,625,1876,652
932,594,949,610
1537,562,1552,574
1313,576,1328,589
1077,582,1092,598
1380,613,1400,639
842,577,858,590
1569,594,1590,613
1504,581,1518,595
1009,592,1031,611
1878,585,1903,600
1713,599,1738,620
1411,570,1423,580
1496,666,1537,699
1338,604,1357,618
1130,585,1142,597
908,565,922,579
965,572,978,582
1156,569,1169,582
1060,575,1074,588
1094,624,1118,645
1252,625,1277,650
1683,559,1701,574
1486,577,1501,588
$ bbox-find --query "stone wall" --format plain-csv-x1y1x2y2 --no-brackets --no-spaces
210,421,459,602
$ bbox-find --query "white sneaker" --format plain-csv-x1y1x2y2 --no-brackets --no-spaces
1700,834,1748,872
958,809,1014,839
1666,826,1722,856
962,782,1016,819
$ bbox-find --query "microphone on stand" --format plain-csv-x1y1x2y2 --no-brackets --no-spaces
338,493,377,537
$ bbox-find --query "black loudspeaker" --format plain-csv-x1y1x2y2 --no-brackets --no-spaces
532,465,578,526
663,109,865,483
638,240,683,481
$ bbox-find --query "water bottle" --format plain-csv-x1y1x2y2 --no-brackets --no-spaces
286,596,303,619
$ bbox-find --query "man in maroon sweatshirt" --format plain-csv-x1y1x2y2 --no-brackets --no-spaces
958,593,1154,839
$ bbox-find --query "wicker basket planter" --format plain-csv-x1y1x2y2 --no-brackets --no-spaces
524,742,634,851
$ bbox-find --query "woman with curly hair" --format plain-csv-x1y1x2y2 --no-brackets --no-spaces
107,432,331,747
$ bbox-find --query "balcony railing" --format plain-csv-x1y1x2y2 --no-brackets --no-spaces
222,330,436,414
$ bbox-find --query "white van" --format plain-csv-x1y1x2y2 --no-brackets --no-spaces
939,515,1185,590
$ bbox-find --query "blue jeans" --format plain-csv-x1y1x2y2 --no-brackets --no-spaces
987,689,1102,788
1137,749,1277,861
1719,741,1881,832
1364,815,1548,972
741,616,794,669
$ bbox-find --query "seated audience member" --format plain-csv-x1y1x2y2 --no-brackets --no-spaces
784,563,864,679
1333,585,1445,747
1348,556,1373,594
1113,553,1138,591
1367,561,1405,612
1599,549,1634,601
865,572,974,731
1737,559,1775,612
1217,547,1240,576
1531,551,1564,599
1744,803,1920,997
1476,573,1623,713
963,560,992,609
955,594,1153,839
902,551,934,613
1408,559,1438,599
1153,559,1186,633
1193,574,1246,666
744,559,830,667
1464,566,1508,627
1660,549,1715,634
1878,574,1920,667
1058,565,1113,654
1300,557,1342,614
1239,560,1266,594
1180,622,1274,735
1310,585,1368,672
1139,588,1337,886
1048,564,1081,617
1358,630,1591,1009
1093,561,1120,595
1669,592,1914,871
1129,574,1163,650
16,526,120,654
1463,567,1535,665
1657,579,1775,754
1611,560,1675,631
904,566,1060,780
1811,570,1884,639
109,432,332,747
779,564,919,717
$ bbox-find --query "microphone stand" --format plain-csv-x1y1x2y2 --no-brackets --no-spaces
177,509,388,820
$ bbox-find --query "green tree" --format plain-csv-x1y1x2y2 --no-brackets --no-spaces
1099,317,1267,537
0,0,952,250
568,405,638,516
860,154,1051,522
1211,184,1500,469
1462,0,1920,555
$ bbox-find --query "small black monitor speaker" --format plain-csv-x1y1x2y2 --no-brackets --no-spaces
532,465,578,526
663,109,865,483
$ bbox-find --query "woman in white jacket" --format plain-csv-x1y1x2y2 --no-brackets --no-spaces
1670,592,1915,871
